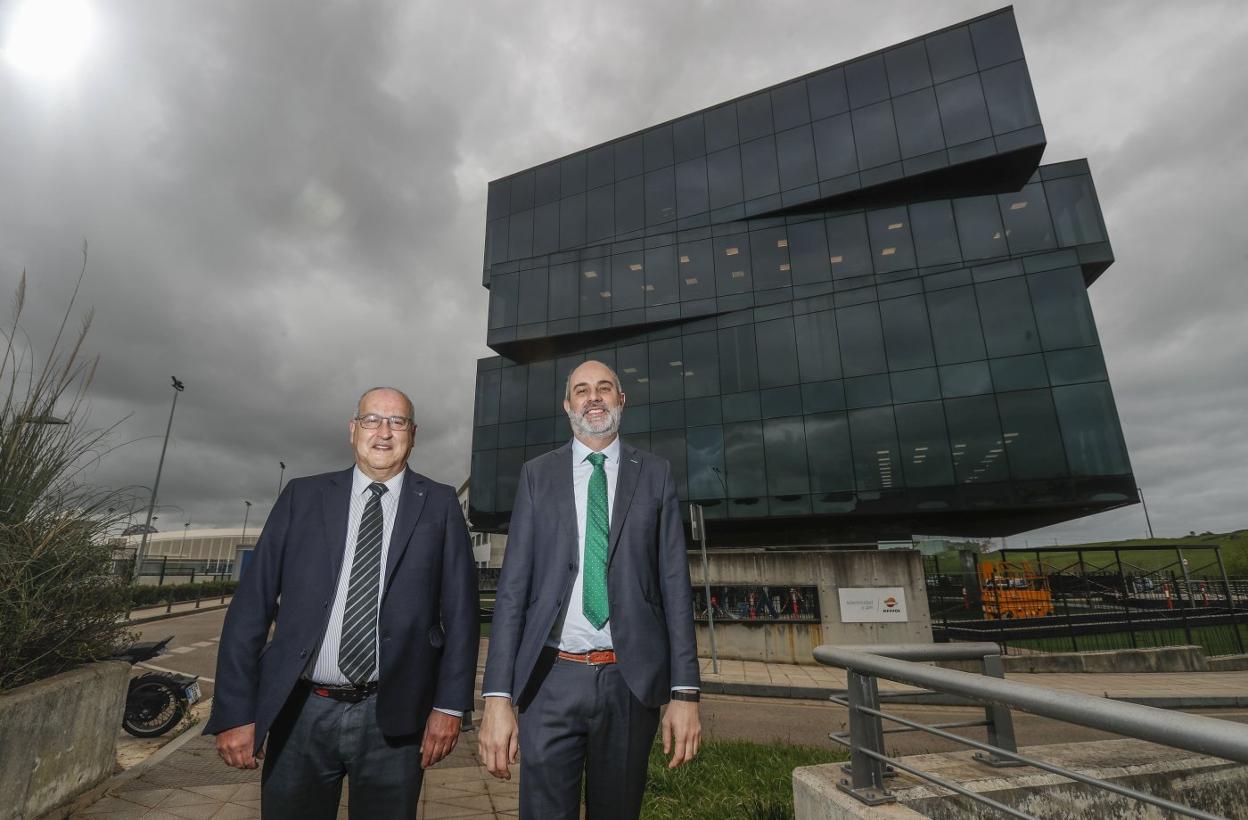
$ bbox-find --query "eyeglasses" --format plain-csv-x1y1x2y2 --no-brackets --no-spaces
353,414,416,432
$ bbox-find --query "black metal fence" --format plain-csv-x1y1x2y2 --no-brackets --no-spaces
925,544,1248,657
111,552,234,585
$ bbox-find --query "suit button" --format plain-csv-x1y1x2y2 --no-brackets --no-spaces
568,562,576,572
299,649,308,658
322,600,328,608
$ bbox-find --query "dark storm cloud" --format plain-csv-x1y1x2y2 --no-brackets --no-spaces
1,1,1244,543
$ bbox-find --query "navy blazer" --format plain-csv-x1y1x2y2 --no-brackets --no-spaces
205,466,478,750
482,440,700,708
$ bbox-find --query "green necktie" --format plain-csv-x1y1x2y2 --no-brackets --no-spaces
583,451,610,629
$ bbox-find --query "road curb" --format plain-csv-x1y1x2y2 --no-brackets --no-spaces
704,681,1248,709
52,701,212,819
125,602,231,626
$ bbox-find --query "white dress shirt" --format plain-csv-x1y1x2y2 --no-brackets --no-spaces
309,466,460,715
556,436,621,652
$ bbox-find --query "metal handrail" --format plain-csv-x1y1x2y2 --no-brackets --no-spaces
814,643,1248,818
815,645,1248,761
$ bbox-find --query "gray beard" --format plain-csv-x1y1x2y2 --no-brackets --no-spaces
567,404,622,438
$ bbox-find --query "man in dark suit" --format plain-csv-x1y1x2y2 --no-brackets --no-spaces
479,360,701,819
206,387,478,820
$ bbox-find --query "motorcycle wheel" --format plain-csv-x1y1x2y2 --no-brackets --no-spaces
123,676,187,738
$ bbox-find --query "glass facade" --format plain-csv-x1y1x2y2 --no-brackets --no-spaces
470,9,1134,543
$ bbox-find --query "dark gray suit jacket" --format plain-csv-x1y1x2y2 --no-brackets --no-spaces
482,439,700,708
205,467,478,751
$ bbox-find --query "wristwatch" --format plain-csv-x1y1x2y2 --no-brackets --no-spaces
670,690,700,703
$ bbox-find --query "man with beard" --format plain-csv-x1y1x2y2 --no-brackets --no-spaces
478,359,701,819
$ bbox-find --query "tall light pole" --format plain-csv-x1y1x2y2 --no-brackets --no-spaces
237,499,252,578
182,521,191,557
1138,487,1155,540
240,499,252,544
134,377,185,581
277,461,286,498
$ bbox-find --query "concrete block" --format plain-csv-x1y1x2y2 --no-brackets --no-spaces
0,661,130,819
794,764,925,820
1209,654,1248,672
1002,652,1084,673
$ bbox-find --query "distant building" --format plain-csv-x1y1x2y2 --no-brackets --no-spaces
469,7,1134,547
123,527,252,566
457,479,507,568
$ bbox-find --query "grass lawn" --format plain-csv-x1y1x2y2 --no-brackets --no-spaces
642,738,847,820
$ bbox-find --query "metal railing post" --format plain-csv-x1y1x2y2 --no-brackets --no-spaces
975,653,1023,767
837,670,895,805
1115,549,1139,649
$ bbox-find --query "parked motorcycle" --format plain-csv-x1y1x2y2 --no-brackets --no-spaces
116,636,202,738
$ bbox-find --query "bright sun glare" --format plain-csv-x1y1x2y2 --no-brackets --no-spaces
1,0,95,80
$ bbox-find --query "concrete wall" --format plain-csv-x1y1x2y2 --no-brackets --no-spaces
690,549,932,664
0,661,130,820
938,646,1211,675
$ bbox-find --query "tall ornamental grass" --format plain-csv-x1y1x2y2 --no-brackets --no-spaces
0,248,132,691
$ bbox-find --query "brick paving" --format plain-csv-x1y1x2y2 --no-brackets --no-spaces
76,730,520,820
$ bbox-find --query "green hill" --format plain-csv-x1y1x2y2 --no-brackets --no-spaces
994,530,1248,577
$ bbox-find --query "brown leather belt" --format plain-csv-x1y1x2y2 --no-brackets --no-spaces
302,680,379,702
557,649,617,665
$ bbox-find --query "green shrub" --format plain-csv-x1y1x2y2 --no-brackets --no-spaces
129,580,238,609
0,255,133,691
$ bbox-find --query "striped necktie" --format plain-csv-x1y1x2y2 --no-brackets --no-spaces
339,482,387,684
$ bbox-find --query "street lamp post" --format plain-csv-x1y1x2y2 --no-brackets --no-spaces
277,461,286,498
182,521,191,557
688,464,731,676
236,499,252,582
688,503,719,675
1138,487,1155,540
240,500,252,544
134,377,185,581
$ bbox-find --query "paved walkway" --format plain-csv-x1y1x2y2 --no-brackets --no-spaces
697,656,1248,707
73,646,1248,819
76,730,519,820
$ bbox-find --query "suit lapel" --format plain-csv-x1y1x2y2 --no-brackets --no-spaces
551,442,579,562
383,467,427,592
607,442,641,565
323,468,354,583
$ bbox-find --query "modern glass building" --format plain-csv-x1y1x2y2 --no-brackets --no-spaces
469,7,1135,545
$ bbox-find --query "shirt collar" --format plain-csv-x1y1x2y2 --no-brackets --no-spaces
352,465,405,497
572,436,621,465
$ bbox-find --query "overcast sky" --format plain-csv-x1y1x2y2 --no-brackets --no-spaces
1,0,1244,546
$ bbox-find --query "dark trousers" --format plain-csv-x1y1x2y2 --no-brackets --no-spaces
517,657,660,820
261,686,424,820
